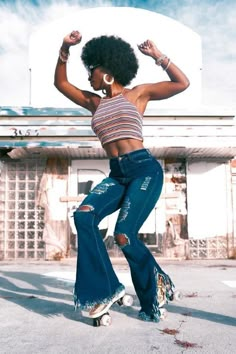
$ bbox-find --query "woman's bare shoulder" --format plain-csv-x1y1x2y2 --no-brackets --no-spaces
123,85,150,114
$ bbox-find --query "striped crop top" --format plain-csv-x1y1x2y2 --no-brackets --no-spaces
91,94,143,146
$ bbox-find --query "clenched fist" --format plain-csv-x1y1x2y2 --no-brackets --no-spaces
63,30,82,47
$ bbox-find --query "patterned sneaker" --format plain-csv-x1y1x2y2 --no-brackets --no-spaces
89,288,125,318
157,274,167,307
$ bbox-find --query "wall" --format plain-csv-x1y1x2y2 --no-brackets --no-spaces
187,161,230,239
1,156,234,260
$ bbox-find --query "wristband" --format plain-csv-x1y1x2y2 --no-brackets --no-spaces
155,54,167,66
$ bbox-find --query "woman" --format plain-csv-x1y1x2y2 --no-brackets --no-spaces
54,30,189,322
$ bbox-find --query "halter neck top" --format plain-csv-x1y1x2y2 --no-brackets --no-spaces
91,94,143,146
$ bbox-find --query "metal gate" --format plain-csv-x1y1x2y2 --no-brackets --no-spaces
0,158,46,260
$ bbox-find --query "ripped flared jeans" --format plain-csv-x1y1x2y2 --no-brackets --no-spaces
73,148,173,318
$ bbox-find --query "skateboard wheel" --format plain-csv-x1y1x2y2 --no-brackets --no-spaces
159,308,168,320
122,294,133,306
173,290,183,301
117,294,133,307
93,318,101,327
100,313,112,326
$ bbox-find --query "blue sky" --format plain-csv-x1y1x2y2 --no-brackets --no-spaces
0,0,236,112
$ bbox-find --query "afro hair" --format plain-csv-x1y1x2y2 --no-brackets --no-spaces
81,35,139,86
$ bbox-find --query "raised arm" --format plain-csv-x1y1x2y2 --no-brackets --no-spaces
137,40,190,101
54,31,99,112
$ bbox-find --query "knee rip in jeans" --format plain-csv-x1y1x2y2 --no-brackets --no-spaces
77,204,94,212
115,233,130,248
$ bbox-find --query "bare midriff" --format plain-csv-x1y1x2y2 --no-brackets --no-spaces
103,138,145,158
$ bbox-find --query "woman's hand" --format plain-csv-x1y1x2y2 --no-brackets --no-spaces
137,40,162,60
62,30,82,48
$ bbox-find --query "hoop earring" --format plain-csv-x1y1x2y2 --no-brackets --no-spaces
103,73,114,85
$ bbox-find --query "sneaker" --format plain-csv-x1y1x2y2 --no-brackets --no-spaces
89,288,125,318
157,274,167,307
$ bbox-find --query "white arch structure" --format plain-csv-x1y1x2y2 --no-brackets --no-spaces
29,7,202,111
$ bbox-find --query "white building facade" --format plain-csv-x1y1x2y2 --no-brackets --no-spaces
0,111,235,260
0,7,235,260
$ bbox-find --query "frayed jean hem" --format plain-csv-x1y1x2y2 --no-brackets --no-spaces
73,284,125,311
138,310,161,323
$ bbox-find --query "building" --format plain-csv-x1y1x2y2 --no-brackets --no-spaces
0,107,236,260
0,7,236,260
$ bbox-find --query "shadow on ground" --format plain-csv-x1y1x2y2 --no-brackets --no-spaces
0,270,236,327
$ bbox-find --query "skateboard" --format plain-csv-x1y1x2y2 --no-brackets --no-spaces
157,274,182,319
91,292,134,327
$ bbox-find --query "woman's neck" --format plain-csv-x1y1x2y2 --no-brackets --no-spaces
103,85,125,98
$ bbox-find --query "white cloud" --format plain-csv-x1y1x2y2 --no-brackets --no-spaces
0,0,111,105
162,0,236,111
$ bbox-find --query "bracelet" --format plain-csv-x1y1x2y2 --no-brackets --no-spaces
163,58,171,71
59,48,70,63
155,54,167,66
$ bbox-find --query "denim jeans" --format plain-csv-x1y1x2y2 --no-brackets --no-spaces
73,148,173,319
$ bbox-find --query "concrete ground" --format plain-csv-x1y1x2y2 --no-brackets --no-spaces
0,258,236,354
